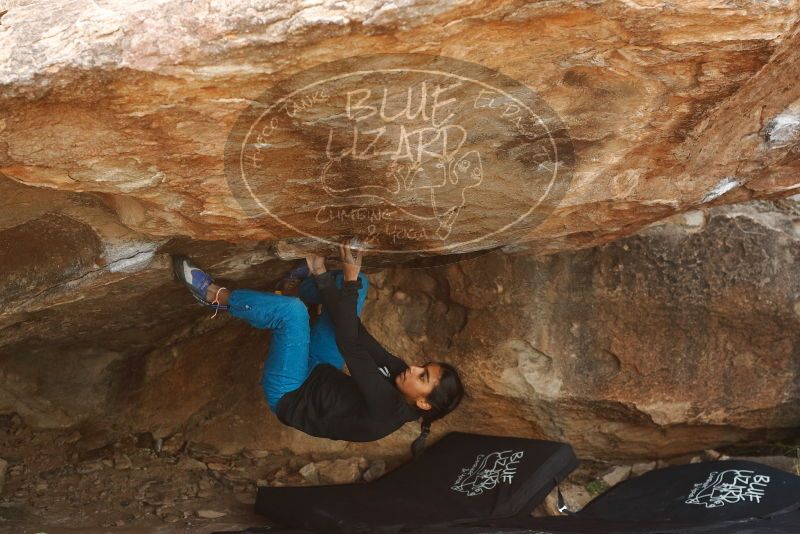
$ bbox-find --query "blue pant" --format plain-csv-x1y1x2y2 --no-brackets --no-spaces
227,270,369,413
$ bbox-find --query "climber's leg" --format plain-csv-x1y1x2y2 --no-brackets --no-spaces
298,272,323,305
228,290,311,412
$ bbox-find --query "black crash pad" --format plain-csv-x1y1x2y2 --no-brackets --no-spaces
402,510,800,534
255,431,578,533
578,459,799,523
407,459,800,533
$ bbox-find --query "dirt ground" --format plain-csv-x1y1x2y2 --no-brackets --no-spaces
0,413,378,533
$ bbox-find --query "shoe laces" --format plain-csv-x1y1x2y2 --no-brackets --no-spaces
210,286,227,319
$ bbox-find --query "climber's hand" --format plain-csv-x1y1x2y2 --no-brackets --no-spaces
305,253,327,276
339,239,364,282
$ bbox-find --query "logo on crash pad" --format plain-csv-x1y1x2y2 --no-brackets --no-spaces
225,53,574,255
451,449,525,497
685,469,771,508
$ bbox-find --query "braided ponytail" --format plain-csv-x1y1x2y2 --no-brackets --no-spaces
411,420,432,458
409,361,464,459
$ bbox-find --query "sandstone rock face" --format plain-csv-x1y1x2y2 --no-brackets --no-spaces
0,1,799,461
1,1,799,253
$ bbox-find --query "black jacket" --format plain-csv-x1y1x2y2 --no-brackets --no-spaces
274,271,420,441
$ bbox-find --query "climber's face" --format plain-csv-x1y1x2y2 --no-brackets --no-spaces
395,363,443,411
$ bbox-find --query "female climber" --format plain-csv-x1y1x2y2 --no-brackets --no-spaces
171,239,464,456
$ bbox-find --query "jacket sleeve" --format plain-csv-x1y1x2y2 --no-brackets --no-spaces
313,272,405,415
356,321,408,376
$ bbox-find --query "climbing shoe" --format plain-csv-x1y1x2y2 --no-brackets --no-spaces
275,262,310,296
172,254,230,314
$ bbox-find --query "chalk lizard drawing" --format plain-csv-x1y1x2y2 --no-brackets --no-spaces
320,148,484,240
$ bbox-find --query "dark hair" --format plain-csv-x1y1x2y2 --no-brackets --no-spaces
410,361,464,458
